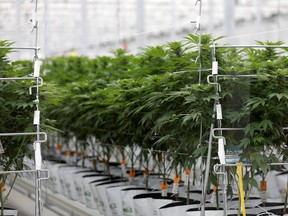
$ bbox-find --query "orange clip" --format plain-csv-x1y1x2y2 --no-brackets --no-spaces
162,181,168,190
174,176,181,184
260,180,267,192
129,169,136,177
56,144,62,151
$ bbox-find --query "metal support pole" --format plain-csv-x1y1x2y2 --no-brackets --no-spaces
224,0,235,42
200,106,215,216
136,0,145,49
81,0,88,55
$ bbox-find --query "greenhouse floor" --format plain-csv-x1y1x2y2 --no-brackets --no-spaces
6,187,60,216
6,177,102,216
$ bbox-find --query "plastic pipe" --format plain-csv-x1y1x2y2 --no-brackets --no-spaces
237,162,246,216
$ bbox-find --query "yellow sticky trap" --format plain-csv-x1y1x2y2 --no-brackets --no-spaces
237,163,246,216
70,50,78,57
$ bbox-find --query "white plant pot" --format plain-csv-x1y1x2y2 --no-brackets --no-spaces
94,180,129,216
159,199,201,216
178,186,213,202
106,185,133,216
58,165,80,198
73,171,99,204
225,196,261,210
62,166,91,200
81,174,112,209
47,162,68,194
90,176,123,211
120,187,151,216
133,192,177,216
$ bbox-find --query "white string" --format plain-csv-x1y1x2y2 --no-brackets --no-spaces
220,27,288,40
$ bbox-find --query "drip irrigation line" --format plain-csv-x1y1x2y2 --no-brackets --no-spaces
211,44,288,49
172,68,212,74
84,141,191,157
208,74,288,79
212,127,288,139
221,27,288,40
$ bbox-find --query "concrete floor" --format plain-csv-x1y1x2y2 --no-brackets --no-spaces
6,188,61,216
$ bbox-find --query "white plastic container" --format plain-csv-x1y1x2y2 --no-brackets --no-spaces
93,180,128,216
90,176,123,211
133,192,176,216
58,165,80,198
81,174,111,209
159,199,201,216
47,162,67,194
105,184,133,216
120,187,152,216
73,171,99,203
62,167,92,200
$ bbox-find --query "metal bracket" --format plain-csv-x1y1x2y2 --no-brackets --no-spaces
0,132,47,143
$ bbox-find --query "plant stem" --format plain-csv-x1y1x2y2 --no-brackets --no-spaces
4,174,18,204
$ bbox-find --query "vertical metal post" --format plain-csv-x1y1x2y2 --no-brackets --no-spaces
136,0,145,49
169,0,176,41
224,0,235,42
116,0,121,49
200,111,215,216
255,0,262,30
43,0,49,58
15,0,21,59
81,0,88,55
32,1,42,215
222,167,228,216
207,0,213,33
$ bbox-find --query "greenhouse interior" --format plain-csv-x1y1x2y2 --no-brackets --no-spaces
1,0,288,216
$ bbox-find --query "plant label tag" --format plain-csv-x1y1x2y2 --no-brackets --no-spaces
161,182,168,197
183,175,189,186
172,182,179,194
161,189,167,197
261,191,267,203
184,169,190,186
172,176,180,194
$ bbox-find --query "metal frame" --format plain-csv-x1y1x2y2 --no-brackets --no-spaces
200,44,288,216
0,1,47,215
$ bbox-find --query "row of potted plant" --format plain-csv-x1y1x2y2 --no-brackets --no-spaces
2,33,288,214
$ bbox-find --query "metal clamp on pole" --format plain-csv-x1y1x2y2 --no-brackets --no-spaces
29,77,43,95
213,164,226,175
207,75,221,92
